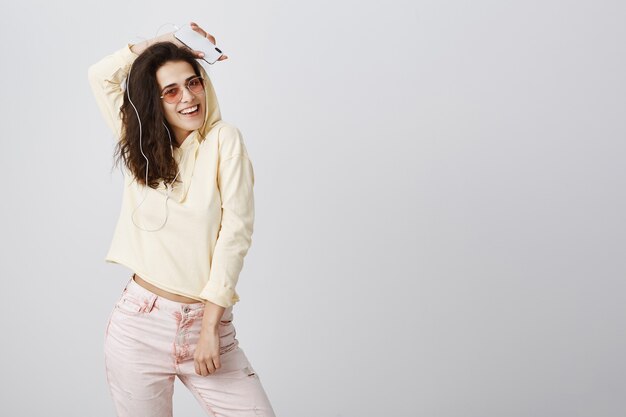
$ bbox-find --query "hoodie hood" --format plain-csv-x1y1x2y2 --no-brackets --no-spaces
197,63,222,139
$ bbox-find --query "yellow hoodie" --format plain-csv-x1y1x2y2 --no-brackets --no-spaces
88,44,254,308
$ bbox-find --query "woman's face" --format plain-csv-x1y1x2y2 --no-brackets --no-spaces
156,60,206,145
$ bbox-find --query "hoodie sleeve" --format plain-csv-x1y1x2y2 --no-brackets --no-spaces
199,125,255,308
87,44,138,139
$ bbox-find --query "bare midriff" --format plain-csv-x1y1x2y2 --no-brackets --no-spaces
132,273,204,304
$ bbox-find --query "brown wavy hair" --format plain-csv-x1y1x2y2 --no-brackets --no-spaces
114,42,203,189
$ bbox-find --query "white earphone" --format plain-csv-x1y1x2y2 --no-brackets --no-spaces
125,58,185,232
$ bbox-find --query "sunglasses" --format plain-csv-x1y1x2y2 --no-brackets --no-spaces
160,76,206,104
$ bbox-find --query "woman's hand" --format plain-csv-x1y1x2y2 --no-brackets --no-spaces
194,325,222,376
131,21,229,60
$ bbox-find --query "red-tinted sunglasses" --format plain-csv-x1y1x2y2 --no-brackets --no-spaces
160,76,205,104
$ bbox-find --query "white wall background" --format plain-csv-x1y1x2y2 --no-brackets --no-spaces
1,1,625,416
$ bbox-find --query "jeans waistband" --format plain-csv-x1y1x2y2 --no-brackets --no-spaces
123,275,207,312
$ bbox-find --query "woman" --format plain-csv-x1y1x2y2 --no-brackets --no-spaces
88,22,276,417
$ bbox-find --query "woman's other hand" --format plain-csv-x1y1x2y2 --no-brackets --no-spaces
194,300,226,376
194,326,222,376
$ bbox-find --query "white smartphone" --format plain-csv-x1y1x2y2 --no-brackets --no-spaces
174,24,224,64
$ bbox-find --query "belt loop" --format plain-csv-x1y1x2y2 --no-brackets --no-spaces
146,294,158,312
123,275,133,291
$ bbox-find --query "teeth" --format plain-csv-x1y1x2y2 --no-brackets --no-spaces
179,105,198,115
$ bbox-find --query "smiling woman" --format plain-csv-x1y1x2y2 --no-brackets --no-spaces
87,21,276,417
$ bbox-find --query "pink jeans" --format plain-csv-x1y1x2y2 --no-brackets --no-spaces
104,275,276,417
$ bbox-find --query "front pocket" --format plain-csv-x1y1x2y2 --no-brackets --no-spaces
115,293,144,314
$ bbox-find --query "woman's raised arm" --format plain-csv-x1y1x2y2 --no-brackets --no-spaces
87,22,226,139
